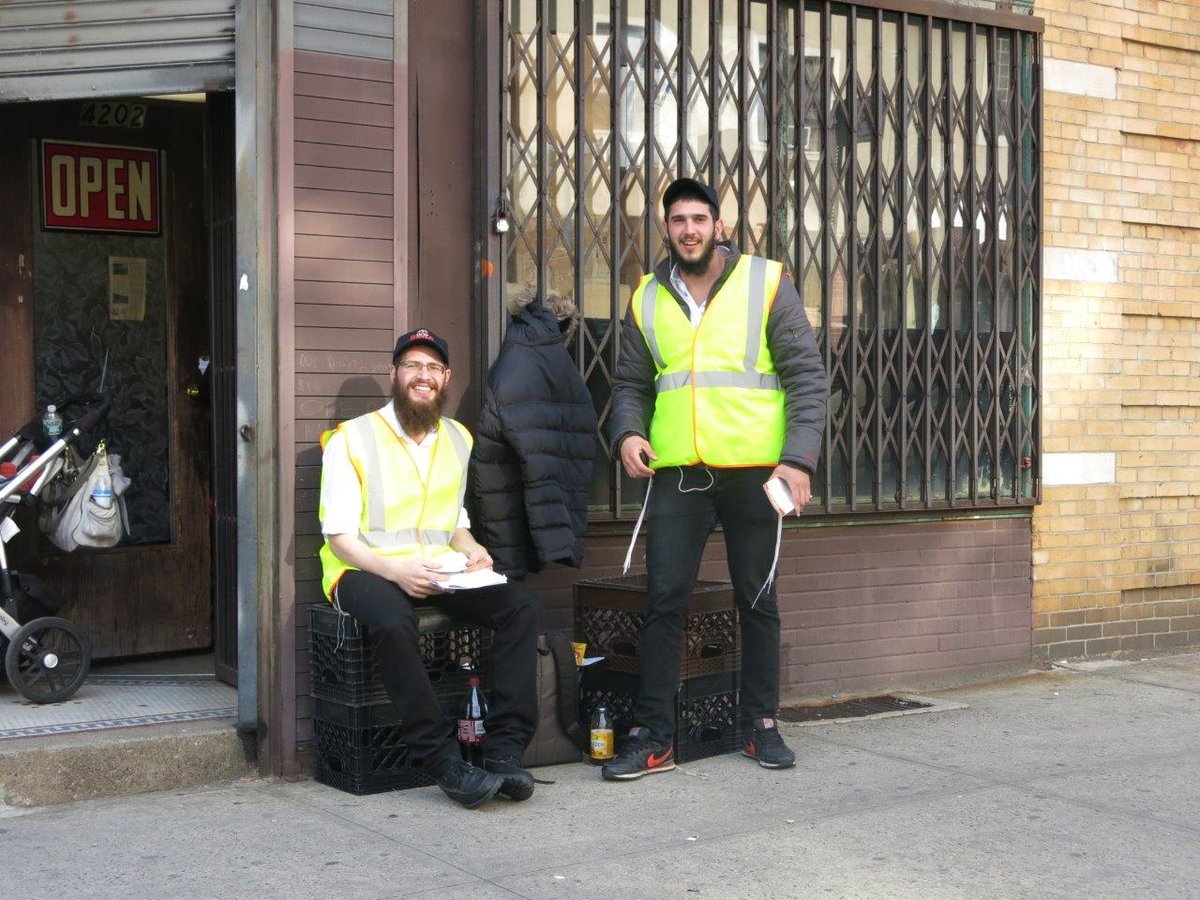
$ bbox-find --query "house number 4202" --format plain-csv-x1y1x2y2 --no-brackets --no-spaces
79,101,147,129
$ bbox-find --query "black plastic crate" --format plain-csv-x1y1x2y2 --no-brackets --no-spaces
311,671,471,731
579,667,740,763
313,756,433,795
313,697,402,730
309,603,492,705
574,575,739,678
312,718,434,795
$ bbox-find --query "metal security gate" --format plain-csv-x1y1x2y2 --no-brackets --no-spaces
488,0,1043,519
0,1,235,101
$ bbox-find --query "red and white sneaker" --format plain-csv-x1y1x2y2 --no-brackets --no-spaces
743,718,796,769
601,726,676,780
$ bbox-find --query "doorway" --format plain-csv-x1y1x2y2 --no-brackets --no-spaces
0,96,236,678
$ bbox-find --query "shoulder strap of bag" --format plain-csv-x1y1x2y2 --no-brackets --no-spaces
545,631,588,751
51,447,98,508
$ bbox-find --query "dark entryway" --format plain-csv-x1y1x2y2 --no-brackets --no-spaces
0,95,236,679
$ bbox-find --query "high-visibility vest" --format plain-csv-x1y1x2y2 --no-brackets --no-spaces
630,254,786,468
319,412,472,599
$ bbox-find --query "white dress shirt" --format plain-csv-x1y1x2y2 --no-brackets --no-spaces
669,263,706,329
669,245,734,329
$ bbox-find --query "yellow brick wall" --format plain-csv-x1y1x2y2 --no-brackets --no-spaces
1034,0,1200,657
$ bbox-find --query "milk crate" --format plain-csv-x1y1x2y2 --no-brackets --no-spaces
308,603,491,705
312,717,434,795
574,575,739,678
579,668,740,763
310,685,478,795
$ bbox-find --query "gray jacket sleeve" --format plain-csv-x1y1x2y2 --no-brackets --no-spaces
767,274,829,474
606,306,657,454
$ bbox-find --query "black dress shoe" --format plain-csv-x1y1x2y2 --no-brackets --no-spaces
483,755,535,801
435,760,503,809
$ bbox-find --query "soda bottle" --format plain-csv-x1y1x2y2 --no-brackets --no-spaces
42,405,64,441
590,705,614,763
457,665,489,765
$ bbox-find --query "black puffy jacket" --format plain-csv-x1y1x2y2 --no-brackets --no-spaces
468,301,598,578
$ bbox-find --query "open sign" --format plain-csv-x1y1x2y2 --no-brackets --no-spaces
41,140,160,234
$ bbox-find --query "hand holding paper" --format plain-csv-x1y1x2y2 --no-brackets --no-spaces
763,476,796,515
434,550,507,590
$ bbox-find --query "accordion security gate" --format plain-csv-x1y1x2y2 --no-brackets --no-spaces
494,0,1042,518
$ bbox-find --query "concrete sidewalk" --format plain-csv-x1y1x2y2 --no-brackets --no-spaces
6,653,1200,899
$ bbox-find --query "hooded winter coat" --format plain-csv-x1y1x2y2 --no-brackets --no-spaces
468,299,598,578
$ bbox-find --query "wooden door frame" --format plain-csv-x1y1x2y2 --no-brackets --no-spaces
233,0,275,770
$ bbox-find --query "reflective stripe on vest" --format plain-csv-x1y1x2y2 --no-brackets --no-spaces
319,413,472,598
356,416,470,548
630,255,786,468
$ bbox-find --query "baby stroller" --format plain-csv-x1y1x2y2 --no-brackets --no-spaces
0,395,105,703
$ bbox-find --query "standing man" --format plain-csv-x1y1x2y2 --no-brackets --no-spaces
319,328,541,809
604,178,829,780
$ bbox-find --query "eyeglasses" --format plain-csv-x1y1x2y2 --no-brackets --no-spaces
396,360,447,375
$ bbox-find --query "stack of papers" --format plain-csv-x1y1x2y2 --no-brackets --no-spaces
435,552,507,590
437,569,508,590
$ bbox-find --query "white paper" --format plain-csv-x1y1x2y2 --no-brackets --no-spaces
0,516,19,544
436,551,470,573
436,569,508,591
109,256,147,322
763,476,796,515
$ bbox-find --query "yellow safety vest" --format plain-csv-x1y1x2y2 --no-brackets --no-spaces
318,412,473,599
630,255,786,468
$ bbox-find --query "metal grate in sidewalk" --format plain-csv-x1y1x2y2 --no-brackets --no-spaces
778,694,962,726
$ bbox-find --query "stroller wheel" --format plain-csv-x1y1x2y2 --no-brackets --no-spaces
5,616,91,704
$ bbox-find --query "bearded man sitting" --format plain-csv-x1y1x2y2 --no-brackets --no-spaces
317,328,541,809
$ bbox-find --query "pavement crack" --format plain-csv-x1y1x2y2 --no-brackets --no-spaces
1115,676,1200,695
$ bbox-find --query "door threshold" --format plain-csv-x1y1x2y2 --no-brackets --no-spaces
0,674,235,741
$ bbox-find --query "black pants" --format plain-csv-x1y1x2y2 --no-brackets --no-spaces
334,570,540,767
637,465,783,744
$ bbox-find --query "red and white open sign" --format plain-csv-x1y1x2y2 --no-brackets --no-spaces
41,140,160,234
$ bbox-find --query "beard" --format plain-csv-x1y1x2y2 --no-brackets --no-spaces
671,233,717,277
392,381,447,436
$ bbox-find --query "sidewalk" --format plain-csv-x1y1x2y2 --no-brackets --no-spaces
6,652,1200,899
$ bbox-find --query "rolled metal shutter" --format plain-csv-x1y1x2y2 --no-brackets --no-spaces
0,0,236,102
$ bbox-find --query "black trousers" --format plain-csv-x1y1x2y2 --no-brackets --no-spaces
334,569,540,766
636,465,783,744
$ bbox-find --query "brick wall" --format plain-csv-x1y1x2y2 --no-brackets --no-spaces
1034,0,1200,659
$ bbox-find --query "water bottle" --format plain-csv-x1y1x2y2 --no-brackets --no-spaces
91,471,114,509
42,404,64,441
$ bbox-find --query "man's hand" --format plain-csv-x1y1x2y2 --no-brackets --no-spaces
769,465,812,514
450,528,494,573
619,435,657,478
463,544,494,573
381,556,445,599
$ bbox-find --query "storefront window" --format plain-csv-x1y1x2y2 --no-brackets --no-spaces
499,0,1041,516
